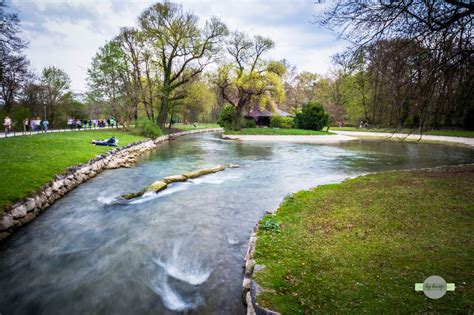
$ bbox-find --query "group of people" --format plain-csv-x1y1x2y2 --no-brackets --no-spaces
67,118,116,129
3,116,49,136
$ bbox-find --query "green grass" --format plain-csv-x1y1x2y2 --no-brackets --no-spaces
254,166,474,314
0,130,145,214
224,128,333,135
335,127,474,138
173,123,220,131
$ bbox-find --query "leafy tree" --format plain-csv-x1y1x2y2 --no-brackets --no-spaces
294,101,329,131
41,66,71,124
139,1,228,127
216,32,285,130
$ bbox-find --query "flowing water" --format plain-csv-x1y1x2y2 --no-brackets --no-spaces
0,133,473,314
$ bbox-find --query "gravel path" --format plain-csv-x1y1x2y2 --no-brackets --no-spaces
0,126,118,139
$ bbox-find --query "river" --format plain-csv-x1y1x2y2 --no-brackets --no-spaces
0,133,473,314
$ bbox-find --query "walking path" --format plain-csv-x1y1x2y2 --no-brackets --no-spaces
0,126,118,139
332,130,474,147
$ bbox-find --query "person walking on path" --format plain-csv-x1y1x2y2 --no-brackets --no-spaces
23,118,29,134
3,116,12,137
42,119,49,132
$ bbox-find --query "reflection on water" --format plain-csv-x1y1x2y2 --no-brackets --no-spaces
0,133,473,314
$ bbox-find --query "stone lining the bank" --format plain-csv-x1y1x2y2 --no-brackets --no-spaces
0,128,222,241
243,225,281,315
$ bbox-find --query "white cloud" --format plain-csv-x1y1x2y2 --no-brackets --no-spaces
11,0,347,92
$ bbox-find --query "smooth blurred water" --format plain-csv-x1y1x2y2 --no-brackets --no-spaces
0,133,473,314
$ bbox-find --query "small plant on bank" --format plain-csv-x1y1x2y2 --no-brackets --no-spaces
135,118,162,138
294,101,329,131
270,116,294,129
260,216,281,233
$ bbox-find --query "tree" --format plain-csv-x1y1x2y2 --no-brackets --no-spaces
294,101,329,131
216,32,285,130
88,41,136,129
139,1,228,127
0,1,29,114
41,66,71,124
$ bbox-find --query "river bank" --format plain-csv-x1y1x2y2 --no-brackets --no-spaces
244,165,474,314
0,128,222,241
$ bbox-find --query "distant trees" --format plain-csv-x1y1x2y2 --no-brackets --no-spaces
317,0,474,130
42,66,72,124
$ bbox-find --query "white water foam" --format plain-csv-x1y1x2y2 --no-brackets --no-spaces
150,273,196,311
152,241,211,286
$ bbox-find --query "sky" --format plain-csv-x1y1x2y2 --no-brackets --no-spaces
9,0,347,93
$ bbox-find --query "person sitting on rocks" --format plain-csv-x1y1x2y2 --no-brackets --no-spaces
91,136,118,146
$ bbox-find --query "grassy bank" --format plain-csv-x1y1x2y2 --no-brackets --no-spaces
225,128,332,136
0,130,145,214
254,166,473,314
335,127,474,138
174,123,220,131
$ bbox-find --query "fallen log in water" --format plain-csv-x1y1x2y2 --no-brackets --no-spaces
120,164,240,200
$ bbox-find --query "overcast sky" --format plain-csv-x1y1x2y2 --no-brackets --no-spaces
9,0,347,93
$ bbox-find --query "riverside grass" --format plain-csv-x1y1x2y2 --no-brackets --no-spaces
254,166,474,314
225,128,332,136
0,130,145,214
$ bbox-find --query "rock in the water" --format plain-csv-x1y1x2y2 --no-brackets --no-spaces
145,180,168,192
185,165,226,178
228,163,240,168
122,191,145,200
162,174,188,184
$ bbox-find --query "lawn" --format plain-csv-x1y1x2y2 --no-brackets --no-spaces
335,127,474,138
0,130,145,214
173,123,220,131
224,128,333,135
254,166,474,314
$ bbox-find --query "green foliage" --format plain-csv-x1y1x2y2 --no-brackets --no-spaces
294,101,329,131
260,216,281,233
135,118,162,138
217,104,235,130
241,117,257,128
270,116,293,129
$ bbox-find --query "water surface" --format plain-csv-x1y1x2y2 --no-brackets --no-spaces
0,133,473,314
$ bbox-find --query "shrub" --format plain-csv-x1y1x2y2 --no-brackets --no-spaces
260,216,281,233
270,116,294,129
241,117,257,128
294,101,329,131
217,104,235,130
135,118,162,138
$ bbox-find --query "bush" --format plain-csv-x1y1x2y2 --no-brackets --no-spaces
270,116,294,129
294,101,329,131
241,117,257,128
217,104,235,130
135,118,162,138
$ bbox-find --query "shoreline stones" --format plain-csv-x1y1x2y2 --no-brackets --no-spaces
121,163,240,201
0,128,223,241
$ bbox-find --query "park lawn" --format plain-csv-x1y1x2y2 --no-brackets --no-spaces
335,127,474,138
0,130,145,214
174,123,220,131
224,128,333,135
254,166,474,314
